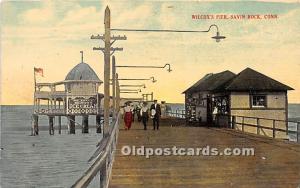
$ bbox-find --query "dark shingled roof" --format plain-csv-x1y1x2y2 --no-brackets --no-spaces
225,68,294,91
183,71,236,93
183,68,293,94
182,73,213,93
65,62,100,81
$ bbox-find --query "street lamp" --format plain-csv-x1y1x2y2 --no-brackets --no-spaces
120,89,142,92
117,77,157,83
208,25,226,42
116,63,172,72
120,91,139,94
111,24,226,43
120,84,146,89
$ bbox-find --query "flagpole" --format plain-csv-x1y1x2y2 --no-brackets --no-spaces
34,67,36,92
32,67,37,135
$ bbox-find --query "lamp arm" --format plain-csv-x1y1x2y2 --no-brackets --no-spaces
204,24,219,33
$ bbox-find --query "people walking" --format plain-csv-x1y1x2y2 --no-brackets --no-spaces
140,102,149,130
150,100,161,130
123,102,133,130
136,103,142,122
132,104,136,122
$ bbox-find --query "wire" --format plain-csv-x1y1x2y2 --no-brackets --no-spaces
111,24,219,33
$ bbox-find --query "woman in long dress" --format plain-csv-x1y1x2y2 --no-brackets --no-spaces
124,103,133,130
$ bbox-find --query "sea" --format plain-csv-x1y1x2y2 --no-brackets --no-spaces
0,104,299,187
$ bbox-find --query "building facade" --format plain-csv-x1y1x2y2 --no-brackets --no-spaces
183,68,293,138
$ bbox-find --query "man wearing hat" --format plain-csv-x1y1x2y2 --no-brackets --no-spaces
150,100,161,130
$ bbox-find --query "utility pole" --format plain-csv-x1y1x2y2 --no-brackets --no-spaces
91,6,126,137
116,73,120,112
112,56,116,111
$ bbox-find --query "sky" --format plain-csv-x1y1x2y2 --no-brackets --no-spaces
0,0,300,105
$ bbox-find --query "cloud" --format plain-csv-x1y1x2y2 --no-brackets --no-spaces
21,0,55,24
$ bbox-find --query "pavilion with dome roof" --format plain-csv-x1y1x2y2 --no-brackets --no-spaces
32,51,103,135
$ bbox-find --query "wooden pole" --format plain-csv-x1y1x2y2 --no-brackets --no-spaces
112,56,116,111
96,115,102,133
32,114,39,136
33,68,36,112
82,115,89,133
242,117,245,132
58,116,62,134
103,6,111,138
272,120,276,138
116,73,120,112
257,118,260,135
232,116,236,129
69,115,76,134
49,116,54,135
297,122,300,143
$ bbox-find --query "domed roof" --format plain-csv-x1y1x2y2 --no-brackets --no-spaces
65,62,100,81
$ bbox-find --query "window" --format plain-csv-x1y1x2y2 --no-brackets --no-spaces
251,95,267,108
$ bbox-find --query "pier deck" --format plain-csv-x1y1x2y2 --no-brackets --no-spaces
110,118,300,188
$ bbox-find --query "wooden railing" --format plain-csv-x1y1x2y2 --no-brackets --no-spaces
165,110,300,143
71,112,120,188
166,109,186,118
229,115,300,143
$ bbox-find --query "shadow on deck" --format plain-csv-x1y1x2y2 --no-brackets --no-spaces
110,118,300,188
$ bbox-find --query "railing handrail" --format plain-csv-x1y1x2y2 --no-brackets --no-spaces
71,112,120,188
229,114,300,142
230,114,300,124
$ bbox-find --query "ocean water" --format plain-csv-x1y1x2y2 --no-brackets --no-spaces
0,105,102,188
0,104,299,187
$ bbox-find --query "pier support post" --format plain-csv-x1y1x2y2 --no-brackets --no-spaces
58,116,62,134
82,115,89,133
68,115,76,134
49,116,54,135
96,115,102,133
32,114,39,136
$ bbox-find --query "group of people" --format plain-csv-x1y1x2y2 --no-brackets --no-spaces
123,100,161,130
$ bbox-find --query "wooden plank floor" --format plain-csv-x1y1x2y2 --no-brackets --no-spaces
109,118,300,188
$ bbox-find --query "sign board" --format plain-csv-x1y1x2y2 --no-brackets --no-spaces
67,96,97,114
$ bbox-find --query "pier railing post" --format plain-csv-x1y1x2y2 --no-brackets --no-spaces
272,120,276,138
232,116,236,129
297,122,300,143
100,159,108,188
242,117,245,132
257,118,260,135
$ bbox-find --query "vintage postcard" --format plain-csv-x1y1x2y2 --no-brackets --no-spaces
0,0,300,187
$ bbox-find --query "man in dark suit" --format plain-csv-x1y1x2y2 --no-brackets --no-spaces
150,100,161,130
